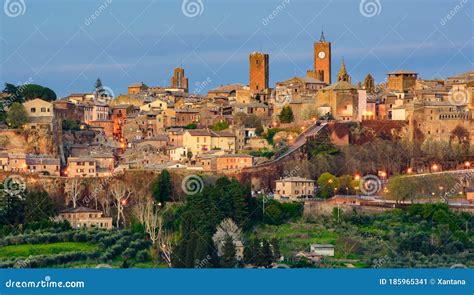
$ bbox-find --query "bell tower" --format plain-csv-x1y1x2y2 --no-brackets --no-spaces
313,30,331,84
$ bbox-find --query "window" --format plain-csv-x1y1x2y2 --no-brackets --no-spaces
31,107,36,113
41,107,46,112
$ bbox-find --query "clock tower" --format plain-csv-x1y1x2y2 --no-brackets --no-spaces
313,30,331,84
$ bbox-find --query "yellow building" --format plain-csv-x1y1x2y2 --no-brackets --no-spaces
22,98,54,130
56,207,112,229
67,157,97,178
274,177,315,201
183,129,236,156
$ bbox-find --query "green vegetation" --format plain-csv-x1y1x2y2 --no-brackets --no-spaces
252,203,473,268
6,102,28,128
184,123,197,129
254,223,338,257
151,169,172,205
0,229,153,268
278,105,294,123
387,174,460,202
62,119,81,131
212,121,229,131
247,148,274,159
0,242,98,258
265,128,282,145
21,84,57,101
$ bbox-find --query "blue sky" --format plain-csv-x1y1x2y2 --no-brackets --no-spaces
1,0,473,97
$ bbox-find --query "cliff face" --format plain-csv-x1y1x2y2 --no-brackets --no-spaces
0,129,56,156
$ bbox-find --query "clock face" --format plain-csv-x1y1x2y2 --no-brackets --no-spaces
318,51,326,59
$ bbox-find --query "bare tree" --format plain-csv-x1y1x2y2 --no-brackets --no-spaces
110,181,132,228
64,178,83,208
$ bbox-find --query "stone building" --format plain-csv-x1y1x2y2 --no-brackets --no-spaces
128,82,148,95
56,207,112,229
307,31,331,84
274,177,316,201
249,52,269,92
387,70,418,92
170,67,189,93
315,61,360,121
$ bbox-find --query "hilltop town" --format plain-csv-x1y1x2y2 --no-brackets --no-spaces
0,32,473,269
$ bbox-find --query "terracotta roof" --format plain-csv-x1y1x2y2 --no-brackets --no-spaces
209,83,246,93
59,206,102,213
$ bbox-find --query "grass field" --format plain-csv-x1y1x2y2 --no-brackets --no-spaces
0,242,98,258
254,223,339,257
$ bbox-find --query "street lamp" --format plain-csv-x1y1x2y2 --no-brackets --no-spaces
464,161,471,169
432,164,439,172
407,168,413,174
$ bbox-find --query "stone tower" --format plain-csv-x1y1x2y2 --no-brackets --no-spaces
337,59,351,83
170,67,189,93
313,30,331,84
249,52,269,92
364,73,375,93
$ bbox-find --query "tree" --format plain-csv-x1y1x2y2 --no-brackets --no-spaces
278,105,294,123
271,238,281,261
212,218,242,256
20,84,57,101
220,235,237,268
6,102,28,129
151,170,172,205
95,78,103,91
110,181,133,227
317,173,339,198
24,190,57,223
212,121,229,131
186,151,193,161
64,178,83,208
260,240,274,268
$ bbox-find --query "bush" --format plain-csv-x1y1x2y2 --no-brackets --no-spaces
135,250,151,263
